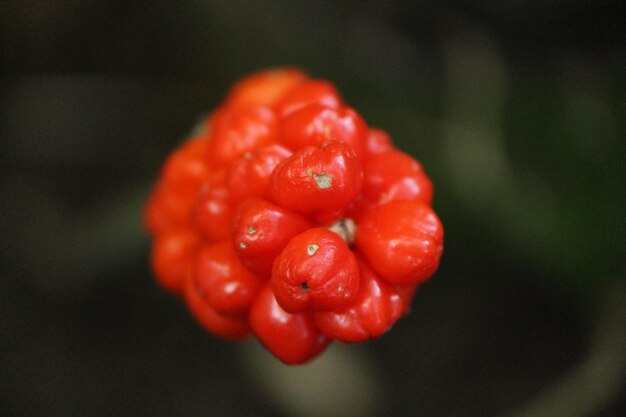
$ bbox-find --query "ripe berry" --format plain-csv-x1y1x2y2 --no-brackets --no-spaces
184,272,250,340
363,128,393,158
231,198,313,277
279,104,368,157
348,149,433,220
144,185,183,236
224,68,307,110
161,138,212,194
192,186,233,241
144,68,444,364
356,200,444,285
249,284,330,364
313,254,407,343
269,140,363,224
209,105,277,166
271,227,360,312
193,242,264,317
150,228,199,294
275,79,343,117
226,144,292,204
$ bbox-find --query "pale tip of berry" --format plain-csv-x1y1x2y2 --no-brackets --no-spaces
314,173,332,189
326,218,356,246
307,243,320,256
239,242,247,249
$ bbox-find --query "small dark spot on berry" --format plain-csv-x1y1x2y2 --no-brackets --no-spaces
300,282,309,291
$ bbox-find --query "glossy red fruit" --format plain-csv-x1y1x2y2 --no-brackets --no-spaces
356,200,443,285
161,138,212,195
184,272,250,340
279,104,368,157
271,228,359,312
224,68,308,110
227,144,292,204
143,185,182,236
314,255,406,342
231,198,313,278
348,149,433,220
192,186,232,241
364,150,433,205
249,284,330,364
363,128,394,157
150,229,199,294
210,105,278,166
151,183,197,229
276,79,343,117
269,140,363,224
193,242,264,317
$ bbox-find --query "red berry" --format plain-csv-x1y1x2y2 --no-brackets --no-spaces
161,138,212,194
279,104,368,157
193,242,264,317
314,254,406,342
143,185,181,236
150,229,199,294
249,284,330,364
269,140,363,224
347,149,433,220
226,144,292,204
276,79,343,117
271,228,359,312
224,68,308,110
192,186,232,242
356,200,443,285
231,198,313,277
209,105,278,166
153,183,196,229
365,150,433,205
363,128,394,157
184,272,250,340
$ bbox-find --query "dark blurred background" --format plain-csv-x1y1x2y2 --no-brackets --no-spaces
1,1,625,416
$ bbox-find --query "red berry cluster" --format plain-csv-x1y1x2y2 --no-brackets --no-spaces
144,68,444,364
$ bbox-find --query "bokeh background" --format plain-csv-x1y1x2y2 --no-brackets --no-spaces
1,1,625,416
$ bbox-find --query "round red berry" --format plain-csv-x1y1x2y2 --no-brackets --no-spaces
249,284,330,364
313,254,406,342
150,228,199,294
224,68,308,110
226,144,292,204
279,103,368,157
184,272,250,340
231,198,313,278
276,79,343,117
192,186,233,242
271,228,359,312
209,105,278,166
193,242,264,317
269,140,363,224
356,200,443,285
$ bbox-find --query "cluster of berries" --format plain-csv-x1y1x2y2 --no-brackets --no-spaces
144,68,443,364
